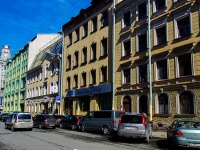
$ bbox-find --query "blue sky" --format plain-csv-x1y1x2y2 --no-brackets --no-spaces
0,0,91,56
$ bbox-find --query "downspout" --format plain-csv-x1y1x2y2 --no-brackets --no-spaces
60,29,64,115
147,0,152,121
112,0,116,110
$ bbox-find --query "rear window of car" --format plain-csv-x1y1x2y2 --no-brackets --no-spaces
115,111,125,118
121,115,142,124
18,114,31,119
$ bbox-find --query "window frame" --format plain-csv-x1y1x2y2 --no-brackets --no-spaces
100,66,107,82
122,37,131,57
155,93,169,114
122,10,131,28
153,0,167,13
101,38,107,57
91,17,98,33
137,63,148,83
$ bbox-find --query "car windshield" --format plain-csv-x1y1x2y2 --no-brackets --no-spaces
177,121,200,129
18,114,31,119
121,115,142,124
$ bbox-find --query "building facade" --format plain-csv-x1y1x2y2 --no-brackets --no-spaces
62,0,117,116
115,0,200,128
25,36,62,115
0,45,11,112
3,34,60,113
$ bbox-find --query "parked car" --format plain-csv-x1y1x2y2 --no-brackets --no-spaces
117,113,152,143
53,115,66,126
79,110,125,135
166,119,200,149
59,115,82,130
5,112,33,131
0,113,10,122
33,114,56,129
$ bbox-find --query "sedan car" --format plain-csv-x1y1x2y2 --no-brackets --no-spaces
0,113,10,122
59,115,82,130
117,113,152,143
166,120,200,149
53,115,66,126
33,114,56,129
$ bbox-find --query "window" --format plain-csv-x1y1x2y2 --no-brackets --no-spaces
83,23,88,37
138,2,146,20
44,83,48,95
75,28,79,42
91,43,96,61
92,17,97,32
154,0,166,12
82,72,86,86
82,47,87,64
74,75,78,88
67,77,71,89
139,95,148,114
179,91,194,114
176,53,192,77
67,55,71,69
122,68,130,84
155,26,167,45
45,64,48,78
69,33,72,45
158,93,168,114
122,39,131,56
102,11,108,26
40,70,42,80
50,82,53,94
51,64,55,76
35,87,38,96
138,33,147,51
101,38,107,57
39,86,42,96
90,70,96,84
101,66,107,82
123,11,131,28
138,64,147,83
156,59,167,80
80,96,90,112
74,52,79,67
177,17,190,38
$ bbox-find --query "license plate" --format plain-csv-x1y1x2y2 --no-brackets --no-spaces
126,127,137,130
189,143,200,147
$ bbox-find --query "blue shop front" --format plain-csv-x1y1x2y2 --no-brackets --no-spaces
65,83,112,115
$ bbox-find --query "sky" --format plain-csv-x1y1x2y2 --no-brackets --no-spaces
0,0,91,56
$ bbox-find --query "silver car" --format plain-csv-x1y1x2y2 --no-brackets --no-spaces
117,113,152,143
5,113,33,131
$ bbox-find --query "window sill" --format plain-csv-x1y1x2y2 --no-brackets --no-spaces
99,54,107,59
74,40,79,44
73,65,78,69
154,114,170,117
80,85,86,88
99,81,107,84
82,36,87,40
89,83,96,86
66,68,71,71
73,86,78,89
153,42,168,49
81,62,87,66
100,24,108,30
89,58,96,63
174,114,197,118
174,34,192,41
90,30,97,35
67,44,72,48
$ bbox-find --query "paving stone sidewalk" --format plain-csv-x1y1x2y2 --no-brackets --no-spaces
152,130,167,139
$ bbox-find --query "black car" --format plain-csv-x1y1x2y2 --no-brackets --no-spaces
0,113,10,122
53,115,66,126
59,115,82,130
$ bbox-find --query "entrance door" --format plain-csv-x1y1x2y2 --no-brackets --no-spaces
123,96,131,112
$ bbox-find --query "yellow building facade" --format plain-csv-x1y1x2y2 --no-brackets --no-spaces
115,0,200,128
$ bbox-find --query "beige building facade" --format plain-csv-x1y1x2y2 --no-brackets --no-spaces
115,0,200,128
25,36,62,115
62,0,116,116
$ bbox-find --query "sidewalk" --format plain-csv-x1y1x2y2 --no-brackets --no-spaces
152,130,167,139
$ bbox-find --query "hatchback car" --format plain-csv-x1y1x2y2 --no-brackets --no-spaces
59,115,82,130
53,115,66,127
33,114,56,129
0,113,10,122
166,119,200,149
5,112,33,131
117,113,152,143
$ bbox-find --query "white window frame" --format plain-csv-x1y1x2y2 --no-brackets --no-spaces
137,62,148,84
40,70,42,80
174,8,192,39
152,0,167,13
153,19,168,46
122,37,132,57
154,58,169,81
136,29,147,52
50,82,53,94
45,64,48,78
122,8,131,29
155,93,170,114
136,0,147,22
121,68,131,85
100,38,107,57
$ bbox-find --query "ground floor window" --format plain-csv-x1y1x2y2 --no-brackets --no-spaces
179,91,194,114
80,96,90,112
99,93,112,110
139,95,148,114
158,93,168,114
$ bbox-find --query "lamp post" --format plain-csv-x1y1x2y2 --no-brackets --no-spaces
147,0,153,121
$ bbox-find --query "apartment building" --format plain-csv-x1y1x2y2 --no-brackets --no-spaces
62,0,117,115
3,34,60,113
115,0,200,128
25,36,62,115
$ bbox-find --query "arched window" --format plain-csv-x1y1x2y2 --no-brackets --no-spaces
122,96,131,112
158,93,168,114
179,91,194,114
139,95,148,114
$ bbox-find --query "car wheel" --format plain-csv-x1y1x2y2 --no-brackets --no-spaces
72,125,75,130
81,124,85,132
103,126,110,135
11,125,15,131
59,124,63,128
39,124,42,129
29,128,33,131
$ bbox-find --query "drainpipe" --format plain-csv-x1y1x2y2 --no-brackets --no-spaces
112,0,116,110
147,0,153,121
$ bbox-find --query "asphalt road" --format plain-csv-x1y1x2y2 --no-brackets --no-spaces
0,121,169,150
